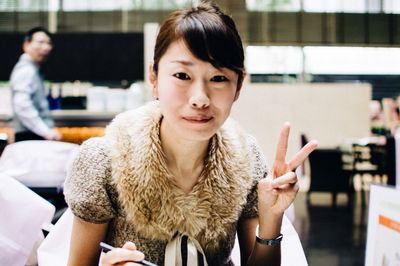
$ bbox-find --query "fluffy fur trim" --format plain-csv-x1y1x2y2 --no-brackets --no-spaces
105,101,254,250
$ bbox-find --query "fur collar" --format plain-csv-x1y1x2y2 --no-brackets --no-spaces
105,101,254,250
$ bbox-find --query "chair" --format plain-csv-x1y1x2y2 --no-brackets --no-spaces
0,173,55,266
301,134,352,206
385,135,396,186
351,139,392,205
0,140,79,210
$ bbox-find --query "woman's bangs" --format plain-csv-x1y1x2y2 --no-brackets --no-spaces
179,14,242,72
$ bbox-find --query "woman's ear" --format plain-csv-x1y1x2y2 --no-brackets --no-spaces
234,88,241,101
234,71,246,101
149,64,158,99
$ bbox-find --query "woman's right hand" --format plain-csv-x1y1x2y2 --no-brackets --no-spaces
100,241,145,266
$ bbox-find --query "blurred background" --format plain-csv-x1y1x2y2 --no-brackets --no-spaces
0,1,399,266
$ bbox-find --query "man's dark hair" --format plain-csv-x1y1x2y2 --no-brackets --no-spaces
23,27,52,42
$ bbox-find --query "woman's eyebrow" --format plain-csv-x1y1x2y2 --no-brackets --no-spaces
170,60,194,66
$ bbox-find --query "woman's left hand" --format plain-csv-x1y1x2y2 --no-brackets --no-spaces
258,123,318,215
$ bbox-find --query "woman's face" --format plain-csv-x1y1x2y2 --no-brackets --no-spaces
150,40,241,142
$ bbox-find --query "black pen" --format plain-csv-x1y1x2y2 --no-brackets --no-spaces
100,242,158,266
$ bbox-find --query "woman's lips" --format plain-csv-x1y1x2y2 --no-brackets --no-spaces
183,116,213,123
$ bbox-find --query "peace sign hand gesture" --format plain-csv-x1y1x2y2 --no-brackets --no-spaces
257,123,318,216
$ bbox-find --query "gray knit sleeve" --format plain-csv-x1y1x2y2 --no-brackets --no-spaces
240,135,269,219
64,137,116,223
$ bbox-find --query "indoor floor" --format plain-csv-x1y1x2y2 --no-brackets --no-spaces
294,191,369,266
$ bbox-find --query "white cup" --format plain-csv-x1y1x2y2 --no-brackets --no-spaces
87,87,107,111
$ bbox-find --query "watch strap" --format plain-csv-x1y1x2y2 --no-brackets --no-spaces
256,233,283,246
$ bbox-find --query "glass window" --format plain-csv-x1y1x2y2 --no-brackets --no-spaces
303,0,336,13
247,0,371,12
0,0,16,11
384,0,400,13
0,0,49,11
366,0,382,13
140,0,162,10
246,46,400,75
246,0,300,12
49,0,60,11
304,47,400,75
341,0,366,13
62,0,131,11
246,46,303,74
60,0,198,11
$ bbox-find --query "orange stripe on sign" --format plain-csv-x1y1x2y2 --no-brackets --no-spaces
379,215,400,234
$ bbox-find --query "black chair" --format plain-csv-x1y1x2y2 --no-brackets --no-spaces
302,134,352,207
0,133,7,156
386,136,396,186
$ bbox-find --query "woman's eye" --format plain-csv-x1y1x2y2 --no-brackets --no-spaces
173,72,190,80
211,75,228,82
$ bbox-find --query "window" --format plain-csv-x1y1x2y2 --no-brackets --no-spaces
61,0,199,11
304,0,366,13
304,47,400,75
246,46,303,74
0,0,49,11
384,0,400,13
248,0,400,13
246,0,301,12
303,0,338,13
246,45,400,75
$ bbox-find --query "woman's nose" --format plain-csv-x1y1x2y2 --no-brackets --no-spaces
189,82,210,109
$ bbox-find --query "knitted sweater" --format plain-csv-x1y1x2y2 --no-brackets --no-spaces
64,101,268,265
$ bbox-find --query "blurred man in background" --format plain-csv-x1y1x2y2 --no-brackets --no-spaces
10,27,61,142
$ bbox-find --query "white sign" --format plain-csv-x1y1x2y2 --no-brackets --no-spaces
365,185,400,266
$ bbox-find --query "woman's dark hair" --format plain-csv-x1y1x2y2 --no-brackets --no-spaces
153,1,245,88
24,27,52,42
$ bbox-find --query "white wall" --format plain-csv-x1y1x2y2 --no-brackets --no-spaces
231,83,371,164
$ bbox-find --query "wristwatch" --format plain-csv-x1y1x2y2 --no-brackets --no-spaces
256,233,283,246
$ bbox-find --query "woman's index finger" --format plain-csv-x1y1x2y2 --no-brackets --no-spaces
288,140,318,170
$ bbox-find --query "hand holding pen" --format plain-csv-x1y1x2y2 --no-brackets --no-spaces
100,242,158,266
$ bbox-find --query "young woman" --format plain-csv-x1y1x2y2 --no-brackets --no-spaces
64,2,317,266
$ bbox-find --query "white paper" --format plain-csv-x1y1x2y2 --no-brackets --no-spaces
365,185,400,266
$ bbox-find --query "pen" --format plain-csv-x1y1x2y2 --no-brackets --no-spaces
100,242,158,266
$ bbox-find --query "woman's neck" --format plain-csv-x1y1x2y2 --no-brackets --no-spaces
160,120,210,193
